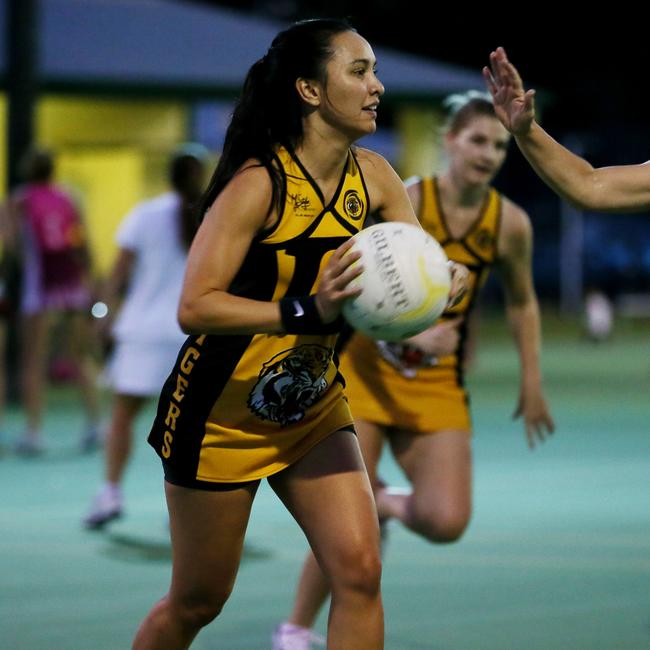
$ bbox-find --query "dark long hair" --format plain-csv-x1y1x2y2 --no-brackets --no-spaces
197,18,355,220
20,147,54,183
170,148,207,249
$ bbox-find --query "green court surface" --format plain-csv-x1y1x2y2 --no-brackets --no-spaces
1,316,649,649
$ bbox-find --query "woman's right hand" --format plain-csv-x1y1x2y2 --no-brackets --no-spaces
315,239,364,324
483,47,536,137
446,261,469,308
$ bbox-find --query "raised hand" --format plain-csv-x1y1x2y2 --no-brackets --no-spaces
483,47,536,136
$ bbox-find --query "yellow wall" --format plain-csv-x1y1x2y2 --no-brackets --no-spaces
57,149,144,274
36,97,190,274
397,105,446,180
38,97,188,150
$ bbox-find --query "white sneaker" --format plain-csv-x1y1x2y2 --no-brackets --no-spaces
83,485,123,529
271,623,325,650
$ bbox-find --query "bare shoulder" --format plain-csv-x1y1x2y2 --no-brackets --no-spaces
205,159,275,231
354,147,403,193
354,147,396,177
216,160,273,209
354,147,417,222
230,159,274,193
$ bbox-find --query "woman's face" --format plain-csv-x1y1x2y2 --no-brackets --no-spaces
446,115,510,186
316,31,385,140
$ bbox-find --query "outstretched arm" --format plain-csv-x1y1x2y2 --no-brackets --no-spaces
496,201,554,449
484,47,650,212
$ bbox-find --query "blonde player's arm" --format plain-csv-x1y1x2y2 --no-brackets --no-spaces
484,47,650,212
495,199,555,448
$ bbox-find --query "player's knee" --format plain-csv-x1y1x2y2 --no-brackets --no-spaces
330,545,382,598
410,504,470,543
172,589,231,629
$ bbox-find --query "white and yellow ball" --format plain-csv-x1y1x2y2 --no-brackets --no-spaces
342,222,451,341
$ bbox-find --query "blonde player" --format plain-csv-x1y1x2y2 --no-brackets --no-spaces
274,91,554,650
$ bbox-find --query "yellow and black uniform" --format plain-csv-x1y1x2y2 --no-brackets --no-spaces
340,176,501,434
148,146,369,486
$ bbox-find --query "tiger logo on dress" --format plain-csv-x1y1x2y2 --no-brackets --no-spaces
247,345,333,426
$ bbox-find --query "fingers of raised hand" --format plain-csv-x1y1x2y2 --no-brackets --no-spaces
483,66,497,95
524,88,536,112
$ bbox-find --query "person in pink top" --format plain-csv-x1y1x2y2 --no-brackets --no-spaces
8,148,100,454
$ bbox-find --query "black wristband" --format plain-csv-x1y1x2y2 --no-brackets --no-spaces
279,295,343,335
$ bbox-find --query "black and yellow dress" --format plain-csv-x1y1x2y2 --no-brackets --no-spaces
148,146,369,486
339,176,501,434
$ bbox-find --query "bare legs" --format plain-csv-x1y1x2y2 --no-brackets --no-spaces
83,393,148,528
133,430,384,650
378,427,472,543
19,309,99,450
132,481,259,650
104,394,148,484
270,430,383,649
66,310,100,433
20,311,49,437
284,421,473,632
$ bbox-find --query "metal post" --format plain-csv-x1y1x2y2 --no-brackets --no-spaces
6,0,38,191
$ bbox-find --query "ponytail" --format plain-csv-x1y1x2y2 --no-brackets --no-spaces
169,147,208,250
197,18,355,220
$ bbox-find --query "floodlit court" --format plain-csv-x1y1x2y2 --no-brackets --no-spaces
1,315,649,650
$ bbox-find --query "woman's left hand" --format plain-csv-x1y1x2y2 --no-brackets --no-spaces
514,389,555,449
446,261,469,308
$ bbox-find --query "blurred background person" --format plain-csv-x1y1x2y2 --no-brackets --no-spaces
7,148,99,455
583,286,614,343
83,145,207,529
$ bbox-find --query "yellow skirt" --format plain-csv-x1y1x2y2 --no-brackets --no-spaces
340,333,471,434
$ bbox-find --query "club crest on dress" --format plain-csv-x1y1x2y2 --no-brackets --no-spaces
247,345,332,426
343,189,364,220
